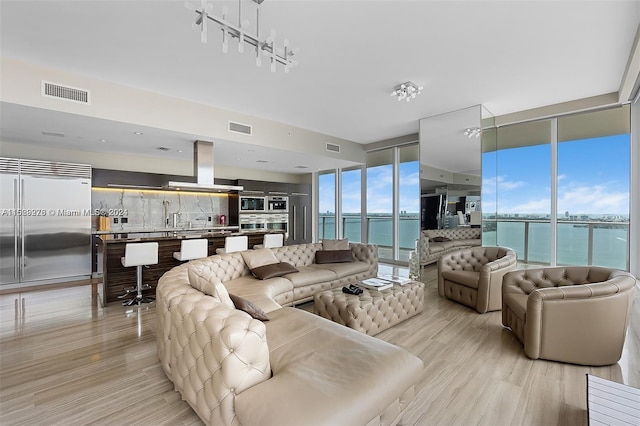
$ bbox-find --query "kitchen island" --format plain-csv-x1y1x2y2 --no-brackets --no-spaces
94,229,284,305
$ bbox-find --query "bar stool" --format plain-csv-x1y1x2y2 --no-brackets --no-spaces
119,242,158,306
215,235,248,254
173,239,208,261
253,233,284,249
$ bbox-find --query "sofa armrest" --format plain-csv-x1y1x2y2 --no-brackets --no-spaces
524,277,636,364
349,242,379,276
170,296,272,426
476,250,517,313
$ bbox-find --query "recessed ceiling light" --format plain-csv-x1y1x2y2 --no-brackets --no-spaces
248,149,255,153
176,150,183,153
42,131,64,137
99,138,107,143
256,160,269,163
133,131,143,135
156,146,170,151
294,165,309,169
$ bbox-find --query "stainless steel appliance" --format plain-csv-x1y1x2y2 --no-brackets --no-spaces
0,158,92,286
239,196,266,213
239,214,267,231
267,196,288,212
266,213,288,235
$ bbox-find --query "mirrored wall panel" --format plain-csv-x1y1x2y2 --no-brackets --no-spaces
419,105,491,231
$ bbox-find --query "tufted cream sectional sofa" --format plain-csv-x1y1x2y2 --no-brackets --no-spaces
419,228,481,267
156,242,424,426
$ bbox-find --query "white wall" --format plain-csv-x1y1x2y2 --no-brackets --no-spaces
0,139,310,184
0,57,366,165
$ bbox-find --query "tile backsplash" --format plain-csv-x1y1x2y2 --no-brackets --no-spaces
92,189,229,230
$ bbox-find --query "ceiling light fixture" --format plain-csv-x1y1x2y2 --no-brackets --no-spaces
186,0,298,73
391,81,423,102
133,131,143,135
464,127,481,138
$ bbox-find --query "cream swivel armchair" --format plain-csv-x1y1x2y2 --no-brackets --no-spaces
215,235,248,254
253,233,284,249
502,266,636,366
437,246,517,313
173,238,208,261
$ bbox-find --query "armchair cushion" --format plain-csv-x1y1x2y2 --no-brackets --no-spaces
441,270,479,289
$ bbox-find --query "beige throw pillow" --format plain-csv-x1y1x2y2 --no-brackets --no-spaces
187,267,234,307
241,248,279,270
322,238,349,251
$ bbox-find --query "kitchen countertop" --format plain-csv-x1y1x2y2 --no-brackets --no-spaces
95,228,279,243
93,225,239,235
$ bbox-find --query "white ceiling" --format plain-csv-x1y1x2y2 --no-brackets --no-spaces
0,0,639,173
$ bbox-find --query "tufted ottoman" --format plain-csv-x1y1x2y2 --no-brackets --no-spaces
314,281,424,336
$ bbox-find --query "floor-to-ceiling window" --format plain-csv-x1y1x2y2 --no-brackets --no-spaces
495,120,552,264
482,105,631,269
557,107,630,269
341,166,362,242
366,149,394,259
317,143,419,263
398,145,420,261
318,171,336,240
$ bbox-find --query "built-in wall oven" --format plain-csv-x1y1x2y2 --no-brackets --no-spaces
267,196,288,212
266,213,288,235
240,196,266,213
239,214,267,231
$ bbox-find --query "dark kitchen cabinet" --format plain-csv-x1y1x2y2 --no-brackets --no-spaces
266,182,289,195
236,179,265,194
288,184,311,245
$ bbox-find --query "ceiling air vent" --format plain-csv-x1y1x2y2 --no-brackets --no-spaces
326,143,341,153
41,81,90,104
228,121,252,135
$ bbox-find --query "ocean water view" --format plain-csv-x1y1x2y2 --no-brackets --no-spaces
320,214,630,269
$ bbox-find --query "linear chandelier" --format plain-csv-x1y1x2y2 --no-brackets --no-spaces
391,81,423,102
186,0,298,73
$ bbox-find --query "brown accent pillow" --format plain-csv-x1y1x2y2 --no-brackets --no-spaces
431,236,451,242
228,293,269,321
322,238,349,250
315,250,353,264
251,262,298,280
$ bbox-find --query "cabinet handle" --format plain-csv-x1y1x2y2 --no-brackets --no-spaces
303,206,307,241
20,179,25,279
292,206,297,240
13,179,19,279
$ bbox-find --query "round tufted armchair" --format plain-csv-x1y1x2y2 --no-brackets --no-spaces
502,266,636,366
437,246,517,313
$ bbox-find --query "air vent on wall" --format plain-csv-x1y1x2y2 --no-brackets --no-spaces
228,121,252,135
41,81,90,104
326,143,341,153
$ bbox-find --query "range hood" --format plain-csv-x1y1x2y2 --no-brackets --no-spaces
166,140,244,192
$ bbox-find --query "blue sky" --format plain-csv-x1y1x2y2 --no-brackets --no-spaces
483,134,630,216
319,161,420,215
320,133,629,218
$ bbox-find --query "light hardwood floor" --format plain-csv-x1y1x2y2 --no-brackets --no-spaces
1,266,638,426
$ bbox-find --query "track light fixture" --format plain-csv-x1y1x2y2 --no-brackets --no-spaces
186,0,298,73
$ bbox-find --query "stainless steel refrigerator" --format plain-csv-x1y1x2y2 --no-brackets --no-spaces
0,158,92,286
